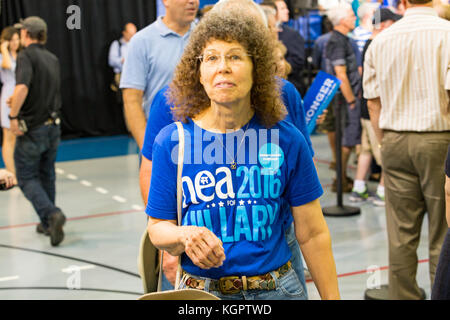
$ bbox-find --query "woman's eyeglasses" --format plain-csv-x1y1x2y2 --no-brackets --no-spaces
197,51,252,67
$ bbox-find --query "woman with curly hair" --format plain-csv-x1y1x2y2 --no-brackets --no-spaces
144,10,340,300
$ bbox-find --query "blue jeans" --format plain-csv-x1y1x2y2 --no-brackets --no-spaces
14,124,61,229
178,268,307,300
285,222,308,299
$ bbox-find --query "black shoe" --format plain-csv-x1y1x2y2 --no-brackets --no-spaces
48,210,66,247
36,223,50,236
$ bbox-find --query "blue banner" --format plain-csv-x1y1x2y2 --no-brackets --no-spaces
303,71,341,134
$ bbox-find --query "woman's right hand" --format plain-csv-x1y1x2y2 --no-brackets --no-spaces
182,226,226,270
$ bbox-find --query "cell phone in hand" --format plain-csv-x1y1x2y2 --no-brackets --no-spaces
18,119,28,133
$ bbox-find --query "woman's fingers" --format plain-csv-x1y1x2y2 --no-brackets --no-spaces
201,232,225,265
184,227,225,269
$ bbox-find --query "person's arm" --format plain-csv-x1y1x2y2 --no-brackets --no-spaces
139,87,175,204
445,175,450,227
122,88,146,149
0,169,15,189
147,218,225,269
363,43,383,144
326,37,357,108
9,50,33,136
312,40,322,70
146,124,226,270
1,42,12,70
367,97,383,144
120,36,151,150
139,156,152,205
8,84,29,136
284,128,338,299
334,65,356,109
448,90,450,111
292,199,340,300
108,41,122,71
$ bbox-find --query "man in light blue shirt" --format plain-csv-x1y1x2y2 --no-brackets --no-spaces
120,0,199,149
108,23,137,74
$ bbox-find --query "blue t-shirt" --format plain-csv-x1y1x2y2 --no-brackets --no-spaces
145,117,323,278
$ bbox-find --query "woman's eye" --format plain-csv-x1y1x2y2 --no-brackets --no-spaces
206,55,218,62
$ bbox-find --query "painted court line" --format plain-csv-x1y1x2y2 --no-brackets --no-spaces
95,187,109,194
80,180,92,187
0,276,20,282
0,207,431,283
0,209,141,231
62,265,96,273
66,174,78,181
305,259,430,283
112,195,127,203
132,205,144,211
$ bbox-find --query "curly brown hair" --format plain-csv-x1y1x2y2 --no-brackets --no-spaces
168,9,287,128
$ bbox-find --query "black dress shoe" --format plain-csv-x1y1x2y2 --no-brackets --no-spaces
48,210,66,246
36,223,50,236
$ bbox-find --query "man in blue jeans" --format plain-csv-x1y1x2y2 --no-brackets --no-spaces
8,16,65,247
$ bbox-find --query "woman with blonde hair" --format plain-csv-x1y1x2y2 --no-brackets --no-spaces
144,10,339,300
274,41,292,79
0,26,20,186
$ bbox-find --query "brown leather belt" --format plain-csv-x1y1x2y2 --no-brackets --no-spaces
184,261,292,295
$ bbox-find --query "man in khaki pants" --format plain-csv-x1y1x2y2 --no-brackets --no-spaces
363,0,450,299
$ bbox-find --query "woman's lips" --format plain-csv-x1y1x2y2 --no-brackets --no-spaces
215,82,235,88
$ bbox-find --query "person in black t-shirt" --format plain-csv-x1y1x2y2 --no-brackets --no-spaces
274,0,307,96
325,3,361,193
431,145,450,300
7,16,66,246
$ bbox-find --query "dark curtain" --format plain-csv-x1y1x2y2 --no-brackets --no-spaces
0,0,156,139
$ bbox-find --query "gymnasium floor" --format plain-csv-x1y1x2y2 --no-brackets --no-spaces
0,133,433,300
